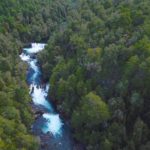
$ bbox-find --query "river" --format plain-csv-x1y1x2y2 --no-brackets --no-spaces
20,43,75,150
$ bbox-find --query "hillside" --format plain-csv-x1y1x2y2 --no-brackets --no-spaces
38,0,150,150
0,0,50,149
1,0,150,150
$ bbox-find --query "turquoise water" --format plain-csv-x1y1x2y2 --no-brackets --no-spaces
20,43,73,150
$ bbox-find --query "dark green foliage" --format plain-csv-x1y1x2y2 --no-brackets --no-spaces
38,0,150,149
0,0,57,149
0,0,73,149
1,0,150,149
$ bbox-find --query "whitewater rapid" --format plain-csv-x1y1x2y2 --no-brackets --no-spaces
20,43,63,136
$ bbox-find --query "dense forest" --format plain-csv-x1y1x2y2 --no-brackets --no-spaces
1,0,150,150
0,0,53,149
38,0,150,150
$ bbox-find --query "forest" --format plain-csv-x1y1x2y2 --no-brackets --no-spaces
1,0,150,150
38,0,150,150
0,0,52,149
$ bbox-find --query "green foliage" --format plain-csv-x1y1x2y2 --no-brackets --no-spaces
1,0,150,149
0,0,51,149
120,7,132,27
72,92,110,128
38,0,150,149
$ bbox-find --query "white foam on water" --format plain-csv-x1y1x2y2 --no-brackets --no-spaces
21,43,63,136
45,84,50,93
30,84,52,110
20,53,30,61
29,59,40,80
24,43,46,53
29,59,39,72
42,113,63,136
29,84,34,94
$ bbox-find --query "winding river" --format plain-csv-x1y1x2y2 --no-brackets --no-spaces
20,43,74,150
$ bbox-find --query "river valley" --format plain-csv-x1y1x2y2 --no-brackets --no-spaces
20,43,75,150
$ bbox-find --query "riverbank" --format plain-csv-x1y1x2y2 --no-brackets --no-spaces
20,43,85,150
